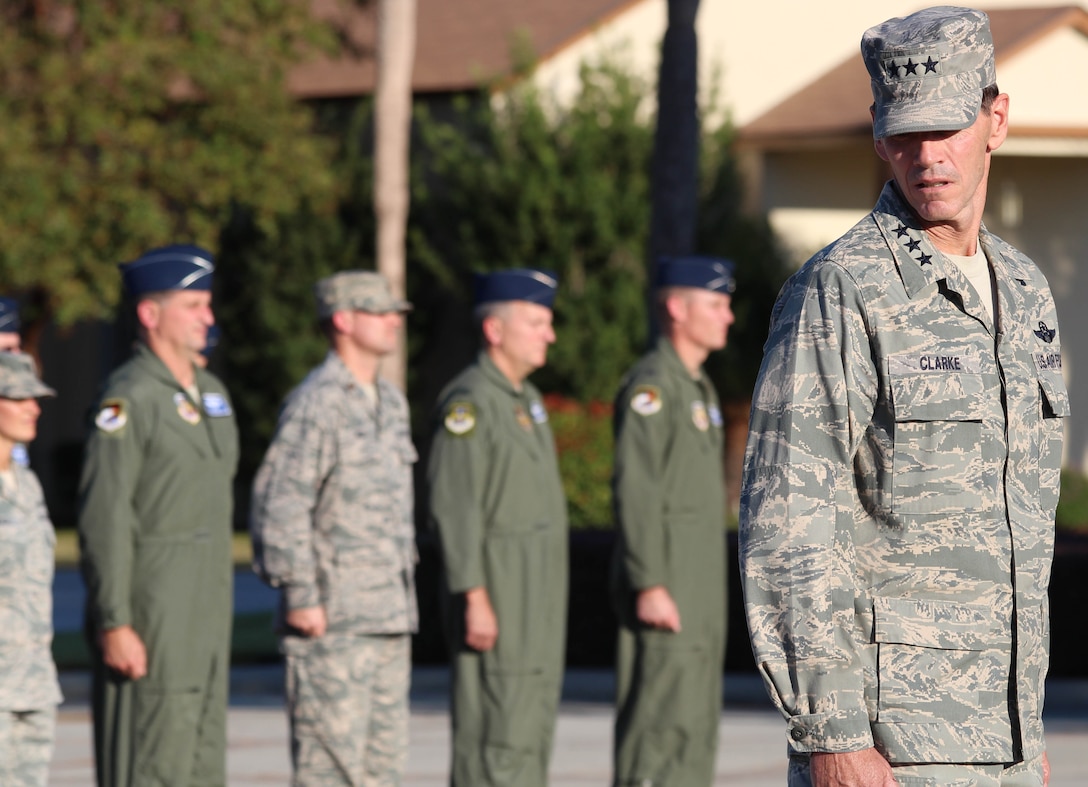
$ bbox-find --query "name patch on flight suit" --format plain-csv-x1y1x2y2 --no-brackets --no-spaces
708,403,723,428
529,400,549,424
888,353,982,375
630,385,662,416
691,400,710,432
174,392,202,425
94,399,128,434
443,401,476,436
202,392,233,417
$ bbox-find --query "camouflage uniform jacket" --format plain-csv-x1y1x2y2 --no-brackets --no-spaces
740,182,1069,765
251,351,419,636
0,465,62,710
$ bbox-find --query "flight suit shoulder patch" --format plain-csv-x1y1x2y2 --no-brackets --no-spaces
94,398,129,435
629,384,663,416
443,400,477,436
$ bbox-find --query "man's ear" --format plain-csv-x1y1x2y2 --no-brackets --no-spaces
135,298,160,331
330,310,353,335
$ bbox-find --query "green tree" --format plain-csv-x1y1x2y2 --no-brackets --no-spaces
0,0,338,335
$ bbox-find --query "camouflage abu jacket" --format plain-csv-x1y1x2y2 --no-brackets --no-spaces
740,182,1069,764
250,351,419,636
0,465,62,710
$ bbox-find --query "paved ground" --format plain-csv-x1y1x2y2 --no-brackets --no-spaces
50,570,1088,785
48,666,1088,786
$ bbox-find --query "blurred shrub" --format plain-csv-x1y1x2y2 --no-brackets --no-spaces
546,394,614,530
1057,469,1088,531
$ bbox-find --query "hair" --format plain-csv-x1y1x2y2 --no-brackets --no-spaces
473,301,511,342
980,83,999,114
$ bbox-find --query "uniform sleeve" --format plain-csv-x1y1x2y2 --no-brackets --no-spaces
249,391,334,610
612,378,671,590
739,261,879,753
426,394,490,594
77,395,145,632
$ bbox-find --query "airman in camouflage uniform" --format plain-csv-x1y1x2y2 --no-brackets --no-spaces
250,271,418,786
0,352,60,786
740,8,1068,786
611,257,736,787
427,269,568,787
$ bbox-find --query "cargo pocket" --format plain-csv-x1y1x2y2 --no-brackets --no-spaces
874,595,1007,723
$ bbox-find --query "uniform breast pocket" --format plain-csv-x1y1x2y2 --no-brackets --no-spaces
890,369,988,516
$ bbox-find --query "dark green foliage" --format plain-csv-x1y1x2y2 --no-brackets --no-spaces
1057,469,1088,531
546,396,614,529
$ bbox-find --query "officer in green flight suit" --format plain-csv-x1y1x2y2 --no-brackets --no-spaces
427,268,569,787
78,245,239,786
611,256,736,787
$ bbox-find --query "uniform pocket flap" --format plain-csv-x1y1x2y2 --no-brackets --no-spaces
873,596,1000,650
1038,373,1070,418
889,354,987,422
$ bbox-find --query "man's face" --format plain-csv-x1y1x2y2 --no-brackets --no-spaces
0,333,20,352
342,309,403,357
0,397,40,446
146,290,214,358
671,289,735,352
874,93,1008,236
487,301,556,378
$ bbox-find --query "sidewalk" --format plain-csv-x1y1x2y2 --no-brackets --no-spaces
49,666,1088,786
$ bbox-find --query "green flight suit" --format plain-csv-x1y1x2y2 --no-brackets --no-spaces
78,343,239,787
427,351,569,787
611,337,727,787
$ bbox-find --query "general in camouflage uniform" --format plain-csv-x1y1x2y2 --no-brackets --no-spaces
0,352,61,786
427,269,568,787
611,257,736,787
740,8,1068,787
79,246,239,786
250,271,418,786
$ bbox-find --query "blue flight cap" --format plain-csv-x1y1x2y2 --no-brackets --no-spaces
0,297,19,333
473,268,559,308
655,256,736,295
119,244,215,298
201,324,220,359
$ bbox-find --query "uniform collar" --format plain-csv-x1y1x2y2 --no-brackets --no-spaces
654,335,705,384
477,350,526,397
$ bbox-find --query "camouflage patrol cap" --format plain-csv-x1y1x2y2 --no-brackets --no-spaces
862,6,996,139
314,271,412,319
0,352,55,399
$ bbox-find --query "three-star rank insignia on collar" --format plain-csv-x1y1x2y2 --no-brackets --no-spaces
1034,321,1057,343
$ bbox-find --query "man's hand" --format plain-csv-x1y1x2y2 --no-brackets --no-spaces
464,587,498,652
636,585,681,632
285,605,327,638
99,625,148,681
810,749,897,786
1043,751,1050,785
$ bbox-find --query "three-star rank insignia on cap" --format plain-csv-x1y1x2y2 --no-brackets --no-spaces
514,405,533,432
174,392,201,425
691,400,710,432
630,385,662,416
94,399,128,434
444,401,476,436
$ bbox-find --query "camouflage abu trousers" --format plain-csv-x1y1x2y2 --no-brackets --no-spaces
0,707,56,786
284,632,410,787
788,752,1045,787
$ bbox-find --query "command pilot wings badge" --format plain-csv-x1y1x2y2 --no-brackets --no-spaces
1033,321,1056,343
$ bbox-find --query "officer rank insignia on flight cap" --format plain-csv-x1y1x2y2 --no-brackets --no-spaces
630,385,663,417
444,401,476,436
0,296,20,333
119,244,215,297
95,399,128,434
655,256,736,294
473,268,559,307
174,392,202,425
